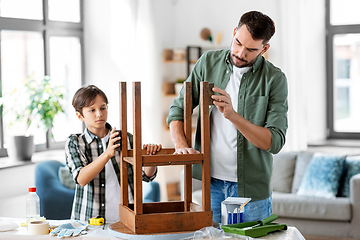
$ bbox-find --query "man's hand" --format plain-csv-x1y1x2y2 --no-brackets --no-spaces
211,86,237,120
174,147,199,154
211,86,272,151
169,120,200,155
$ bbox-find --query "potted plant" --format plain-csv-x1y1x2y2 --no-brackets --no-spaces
174,78,186,95
0,76,65,161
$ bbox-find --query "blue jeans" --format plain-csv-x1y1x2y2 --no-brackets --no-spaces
210,178,272,225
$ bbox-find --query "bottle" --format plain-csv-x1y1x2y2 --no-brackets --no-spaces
26,186,40,224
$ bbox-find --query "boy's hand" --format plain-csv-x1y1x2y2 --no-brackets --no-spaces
106,128,121,158
143,143,162,155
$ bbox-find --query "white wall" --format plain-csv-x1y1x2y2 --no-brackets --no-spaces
83,0,124,129
172,0,276,49
0,150,64,218
84,0,165,144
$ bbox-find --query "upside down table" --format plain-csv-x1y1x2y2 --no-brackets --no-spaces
114,81,213,236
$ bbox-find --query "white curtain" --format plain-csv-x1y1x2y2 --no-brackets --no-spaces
274,0,326,152
109,0,162,144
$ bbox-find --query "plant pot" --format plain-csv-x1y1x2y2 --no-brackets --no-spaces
175,83,184,95
7,135,35,161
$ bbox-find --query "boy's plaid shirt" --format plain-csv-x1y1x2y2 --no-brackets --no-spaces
65,123,156,221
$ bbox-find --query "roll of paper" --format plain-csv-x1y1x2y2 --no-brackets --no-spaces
28,221,49,235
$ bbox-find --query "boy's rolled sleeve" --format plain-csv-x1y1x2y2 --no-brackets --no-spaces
142,167,158,182
65,135,87,184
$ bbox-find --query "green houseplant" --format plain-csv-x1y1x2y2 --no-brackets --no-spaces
0,76,65,160
174,78,186,95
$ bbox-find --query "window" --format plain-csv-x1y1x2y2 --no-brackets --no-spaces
0,0,43,20
326,0,360,138
0,0,83,156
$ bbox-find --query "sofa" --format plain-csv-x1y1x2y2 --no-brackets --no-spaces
187,150,360,238
35,160,161,220
271,151,360,238
35,160,75,220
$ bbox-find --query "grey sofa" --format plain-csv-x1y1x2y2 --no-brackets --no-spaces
271,151,360,238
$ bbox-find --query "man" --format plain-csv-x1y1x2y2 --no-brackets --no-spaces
167,11,288,224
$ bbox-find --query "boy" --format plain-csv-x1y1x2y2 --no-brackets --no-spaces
65,85,161,222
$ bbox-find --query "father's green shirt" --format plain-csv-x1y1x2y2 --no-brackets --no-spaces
167,49,288,201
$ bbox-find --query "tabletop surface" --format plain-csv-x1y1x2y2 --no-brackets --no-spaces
0,217,305,240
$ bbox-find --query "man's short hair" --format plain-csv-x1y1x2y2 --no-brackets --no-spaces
238,11,275,44
72,85,108,116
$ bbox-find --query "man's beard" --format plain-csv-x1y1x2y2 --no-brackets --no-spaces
230,50,261,68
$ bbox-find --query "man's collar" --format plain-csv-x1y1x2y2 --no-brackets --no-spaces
251,55,264,73
84,122,112,144
225,50,232,65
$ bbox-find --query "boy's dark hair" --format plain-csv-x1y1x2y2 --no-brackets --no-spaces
238,11,275,44
72,85,108,116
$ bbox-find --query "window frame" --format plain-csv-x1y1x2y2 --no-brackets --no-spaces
0,0,84,157
326,0,360,139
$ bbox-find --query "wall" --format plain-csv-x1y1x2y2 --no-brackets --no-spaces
84,0,181,201
84,0,165,144
83,0,125,129
172,0,276,48
0,150,64,218
0,164,35,218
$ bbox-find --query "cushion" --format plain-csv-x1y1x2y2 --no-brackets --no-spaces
291,151,314,193
271,152,297,193
340,155,360,197
297,153,345,198
272,192,351,221
58,166,76,190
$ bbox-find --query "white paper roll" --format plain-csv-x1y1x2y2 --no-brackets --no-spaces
28,221,49,235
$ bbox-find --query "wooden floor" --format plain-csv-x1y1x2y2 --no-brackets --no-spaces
304,235,359,240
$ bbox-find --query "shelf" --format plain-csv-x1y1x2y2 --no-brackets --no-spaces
186,46,202,76
167,182,181,201
164,59,196,64
164,59,186,63
162,46,201,79
163,82,175,95
163,49,186,62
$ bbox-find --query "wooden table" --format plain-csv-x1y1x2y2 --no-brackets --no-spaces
0,217,305,240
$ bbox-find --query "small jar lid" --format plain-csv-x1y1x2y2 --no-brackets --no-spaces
29,187,36,192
